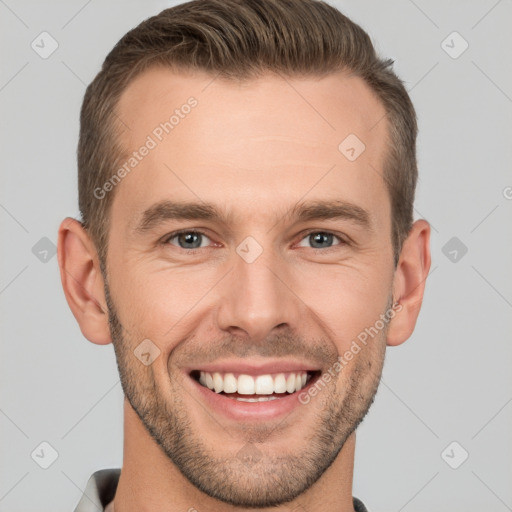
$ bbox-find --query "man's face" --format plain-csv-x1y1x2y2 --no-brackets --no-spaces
104,68,394,507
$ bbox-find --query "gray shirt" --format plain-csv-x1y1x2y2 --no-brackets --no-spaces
73,469,369,512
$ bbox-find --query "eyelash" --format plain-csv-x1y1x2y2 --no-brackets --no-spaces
161,229,348,253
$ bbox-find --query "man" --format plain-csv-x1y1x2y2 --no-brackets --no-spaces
58,0,431,510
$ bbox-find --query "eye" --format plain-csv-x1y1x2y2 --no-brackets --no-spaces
164,230,212,250
297,231,345,250
162,229,346,252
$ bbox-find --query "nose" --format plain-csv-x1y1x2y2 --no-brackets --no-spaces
215,247,302,343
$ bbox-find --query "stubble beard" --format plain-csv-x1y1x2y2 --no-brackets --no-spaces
104,279,388,508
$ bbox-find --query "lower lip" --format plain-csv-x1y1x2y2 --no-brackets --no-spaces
188,373,315,422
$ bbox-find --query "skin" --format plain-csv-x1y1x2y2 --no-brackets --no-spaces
58,67,431,512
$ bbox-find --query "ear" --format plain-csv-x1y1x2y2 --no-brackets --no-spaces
387,219,431,346
57,218,112,345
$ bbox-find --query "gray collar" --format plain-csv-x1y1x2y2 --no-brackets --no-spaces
73,469,120,512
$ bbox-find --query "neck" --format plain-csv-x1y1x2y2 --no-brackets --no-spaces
111,399,357,512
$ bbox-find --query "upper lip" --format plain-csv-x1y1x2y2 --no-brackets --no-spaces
187,359,321,376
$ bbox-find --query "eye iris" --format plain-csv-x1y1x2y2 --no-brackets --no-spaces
310,232,332,248
174,232,336,249
179,232,201,248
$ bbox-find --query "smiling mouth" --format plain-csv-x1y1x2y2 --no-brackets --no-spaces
190,370,322,402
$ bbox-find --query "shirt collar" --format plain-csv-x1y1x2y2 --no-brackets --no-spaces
73,469,120,512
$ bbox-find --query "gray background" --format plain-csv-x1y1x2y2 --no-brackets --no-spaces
1,0,511,511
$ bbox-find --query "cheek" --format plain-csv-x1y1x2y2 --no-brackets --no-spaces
110,263,217,340
297,263,392,346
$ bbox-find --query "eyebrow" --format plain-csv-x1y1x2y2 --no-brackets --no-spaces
134,198,372,233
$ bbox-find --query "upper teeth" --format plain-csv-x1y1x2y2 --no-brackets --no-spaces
198,371,308,395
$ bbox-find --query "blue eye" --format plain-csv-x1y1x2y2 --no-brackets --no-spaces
163,230,345,252
297,231,343,249
165,230,212,249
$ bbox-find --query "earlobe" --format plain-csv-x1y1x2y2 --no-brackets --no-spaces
387,219,431,347
57,218,112,345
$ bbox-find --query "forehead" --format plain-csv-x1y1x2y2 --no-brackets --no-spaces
111,67,390,229
116,66,387,146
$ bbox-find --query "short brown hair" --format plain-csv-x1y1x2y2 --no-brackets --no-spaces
78,0,417,267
